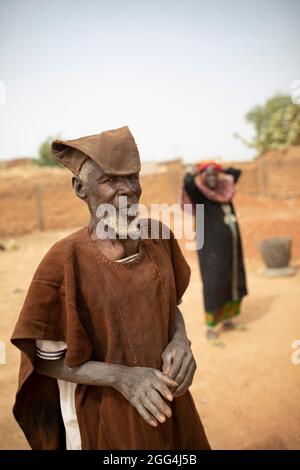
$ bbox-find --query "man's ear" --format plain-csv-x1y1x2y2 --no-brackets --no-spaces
72,176,87,200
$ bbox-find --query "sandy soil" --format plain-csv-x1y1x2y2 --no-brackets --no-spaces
0,227,299,450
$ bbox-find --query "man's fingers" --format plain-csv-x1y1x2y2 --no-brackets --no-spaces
135,399,158,427
173,361,196,397
154,370,178,390
174,354,193,386
154,379,175,403
143,394,170,423
147,389,172,418
162,351,173,375
168,350,186,380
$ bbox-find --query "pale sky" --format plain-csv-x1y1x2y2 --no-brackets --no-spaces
0,0,299,163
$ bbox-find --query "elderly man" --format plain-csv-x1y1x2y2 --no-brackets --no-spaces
11,127,210,450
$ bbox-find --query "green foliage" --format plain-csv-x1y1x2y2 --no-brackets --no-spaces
235,94,300,154
37,136,61,167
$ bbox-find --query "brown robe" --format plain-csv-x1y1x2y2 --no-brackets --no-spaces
11,222,210,450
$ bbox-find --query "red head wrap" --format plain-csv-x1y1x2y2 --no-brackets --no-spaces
196,160,222,174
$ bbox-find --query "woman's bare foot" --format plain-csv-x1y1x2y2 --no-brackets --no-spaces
206,328,225,346
222,321,248,331
206,328,218,340
222,320,236,330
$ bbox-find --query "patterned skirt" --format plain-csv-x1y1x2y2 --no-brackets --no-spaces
205,299,241,327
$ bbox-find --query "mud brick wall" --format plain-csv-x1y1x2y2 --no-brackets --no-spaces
228,146,300,199
0,149,299,238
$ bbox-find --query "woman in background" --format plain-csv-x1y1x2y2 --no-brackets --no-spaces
182,161,247,342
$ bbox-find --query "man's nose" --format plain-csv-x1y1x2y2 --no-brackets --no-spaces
117,177,136,197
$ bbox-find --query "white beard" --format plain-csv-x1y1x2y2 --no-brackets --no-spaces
97,211,141,240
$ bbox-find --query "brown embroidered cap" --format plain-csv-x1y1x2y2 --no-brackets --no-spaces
51,126,141,176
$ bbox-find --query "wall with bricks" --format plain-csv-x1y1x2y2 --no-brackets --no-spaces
227,146,300,199
0,162,185,237
0,147,299,237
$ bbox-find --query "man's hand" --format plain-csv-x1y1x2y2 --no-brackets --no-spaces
161,335,197,398
115,366,178,428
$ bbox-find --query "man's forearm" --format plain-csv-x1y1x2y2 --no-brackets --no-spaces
173,307,190,344
35,309,189,388
35,357,126,388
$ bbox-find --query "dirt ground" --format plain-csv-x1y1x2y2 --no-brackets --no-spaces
0,226,300,450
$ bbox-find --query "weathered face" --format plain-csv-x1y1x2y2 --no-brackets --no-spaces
203,165,219,189
73,161,142,218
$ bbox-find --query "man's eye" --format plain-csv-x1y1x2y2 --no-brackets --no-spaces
99,177,113,183
129,174,138,180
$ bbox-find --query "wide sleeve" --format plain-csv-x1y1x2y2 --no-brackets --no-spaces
223,167,241,183
183,172,206,204
10,245,93,449
168,230,191,305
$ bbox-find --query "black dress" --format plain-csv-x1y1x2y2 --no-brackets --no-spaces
183,168,247,315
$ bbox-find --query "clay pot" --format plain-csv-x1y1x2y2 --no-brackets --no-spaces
259,237,292,268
